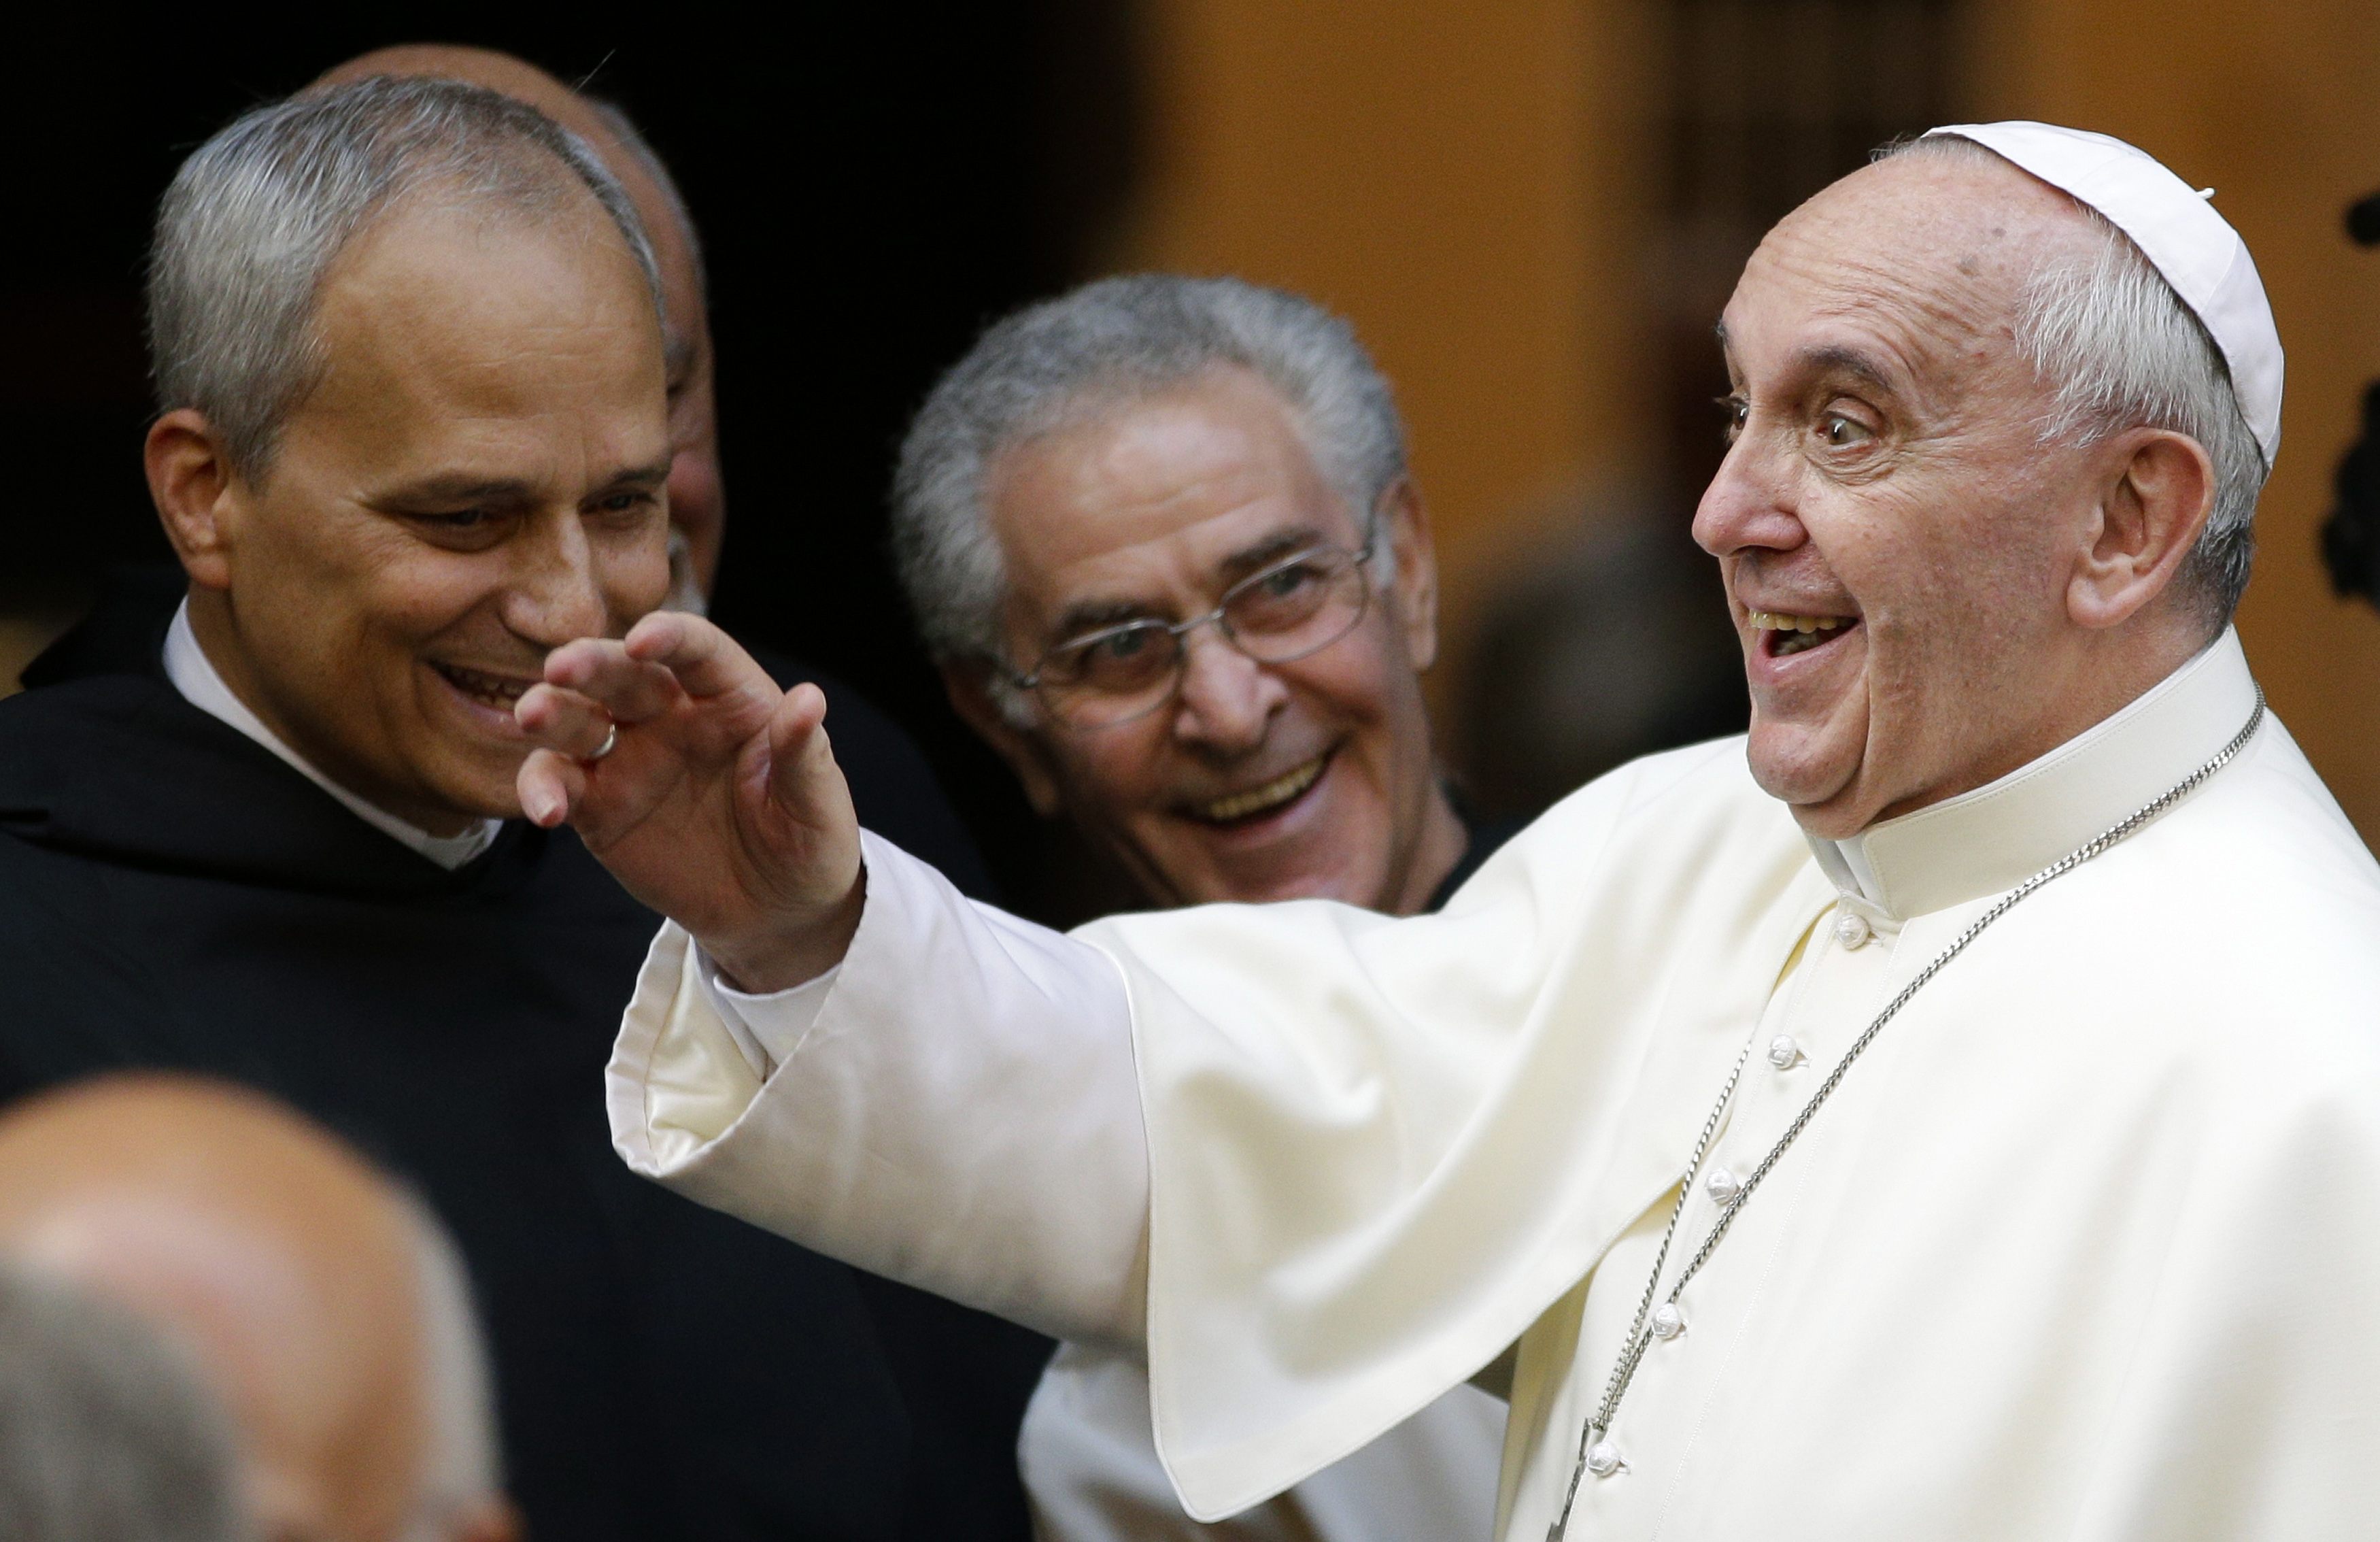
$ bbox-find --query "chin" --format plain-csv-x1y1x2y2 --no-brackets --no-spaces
424,752,529,824
1197,854,1366,908
1744,725,1860,824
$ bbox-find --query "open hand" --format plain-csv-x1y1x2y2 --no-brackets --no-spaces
515,612,863,991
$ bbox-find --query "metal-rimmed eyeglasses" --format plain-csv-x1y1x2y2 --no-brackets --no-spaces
1008,531,1378,729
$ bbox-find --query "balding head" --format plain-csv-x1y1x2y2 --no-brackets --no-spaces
0,1076,513,1542
1693,143,2252,840
318,46,724,603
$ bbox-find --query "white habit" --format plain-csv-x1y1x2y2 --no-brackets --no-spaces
1021,1342,1504,1542
609,631,2380,1538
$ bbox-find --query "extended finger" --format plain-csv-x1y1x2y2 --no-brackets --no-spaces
515,683,619,760
623,611,777,703
763,683,834,810
541,637,683,723
517,746,588,828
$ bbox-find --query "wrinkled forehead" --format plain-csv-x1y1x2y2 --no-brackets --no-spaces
1724,149,2092,392
991,369,1350,563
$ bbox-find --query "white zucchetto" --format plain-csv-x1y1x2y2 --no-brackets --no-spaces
1924,120,2284,467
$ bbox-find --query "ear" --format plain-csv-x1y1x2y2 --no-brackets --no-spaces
940,659,1067,818
2067,427,2217,631
144,409,243,592
1375,476,1441,671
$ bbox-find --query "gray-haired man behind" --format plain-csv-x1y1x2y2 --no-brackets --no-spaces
892,275,1507,1539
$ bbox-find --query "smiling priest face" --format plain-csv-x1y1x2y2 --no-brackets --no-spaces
1697,137,2258,840
945,361,1462,913
143,152,673,837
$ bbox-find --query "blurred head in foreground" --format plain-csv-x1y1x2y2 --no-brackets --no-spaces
0,1261,247,1542
314,46,723,611
896,275,1466,914
0,1076,513,1542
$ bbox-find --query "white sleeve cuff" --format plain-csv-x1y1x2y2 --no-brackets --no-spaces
607,829,1151,1348
696,950,843,1078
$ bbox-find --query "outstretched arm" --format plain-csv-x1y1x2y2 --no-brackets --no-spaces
611,833,1152,1347
520,614,1152,1345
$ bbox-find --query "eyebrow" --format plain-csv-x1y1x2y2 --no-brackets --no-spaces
594,458,675,492
378,457,673,508
1044,524,1348,641
380,473,541,506
1713,324,1903,397
1051,598,1161,638
1795,343,1901,397
1217,524,1338,582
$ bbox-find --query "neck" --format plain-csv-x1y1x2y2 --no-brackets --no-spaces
1800,614,2217,841
1384,779,1472,918
184,590,477,839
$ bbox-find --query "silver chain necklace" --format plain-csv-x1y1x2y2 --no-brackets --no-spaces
1546,690,2266,1541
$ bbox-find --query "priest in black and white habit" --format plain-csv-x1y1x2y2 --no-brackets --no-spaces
0,76,1046,1541
540,122,2380,1539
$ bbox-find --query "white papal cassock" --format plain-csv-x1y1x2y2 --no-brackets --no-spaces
607,630,2380,1539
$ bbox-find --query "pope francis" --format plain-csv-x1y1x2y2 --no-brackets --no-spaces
514,123,2380,1539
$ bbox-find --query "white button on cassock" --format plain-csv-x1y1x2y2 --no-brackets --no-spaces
1767,1034,1803,1069
1586,1440,1624,1477
1705,1167,1741,1205
1835,910,1873,949
1650,1303,1685,1339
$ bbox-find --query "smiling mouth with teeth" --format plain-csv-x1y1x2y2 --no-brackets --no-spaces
432,662,537,712
1191,755,1328,824
1748,609,1857,658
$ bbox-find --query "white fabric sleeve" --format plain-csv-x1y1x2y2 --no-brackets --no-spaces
695,950,840,1078
607,829,1152,1349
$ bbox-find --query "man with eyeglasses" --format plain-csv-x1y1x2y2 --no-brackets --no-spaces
887,275,1509,1539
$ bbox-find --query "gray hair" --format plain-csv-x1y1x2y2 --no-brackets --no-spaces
0,1264,249,1542
148,75,661,482
891,275,1408,672
1885,135,2268,624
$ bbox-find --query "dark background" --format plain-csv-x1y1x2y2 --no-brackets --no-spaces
10,6,2132,916
7,10,1143,915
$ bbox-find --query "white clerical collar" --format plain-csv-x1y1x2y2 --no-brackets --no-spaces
1808,628,2260,920
164,601,503,871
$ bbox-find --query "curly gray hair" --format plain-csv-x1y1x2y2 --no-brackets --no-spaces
891,274,1409,672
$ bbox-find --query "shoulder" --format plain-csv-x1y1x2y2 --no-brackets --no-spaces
14,566,180,692
0,673,215,796
1523,734,1773,840
2110,716,2380,958
1455,735,1803,910
2018,720,2380,1112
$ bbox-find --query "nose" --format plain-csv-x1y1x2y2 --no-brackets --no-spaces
1170,626,1285,754
502,510,611,648
1691,423,1807,563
